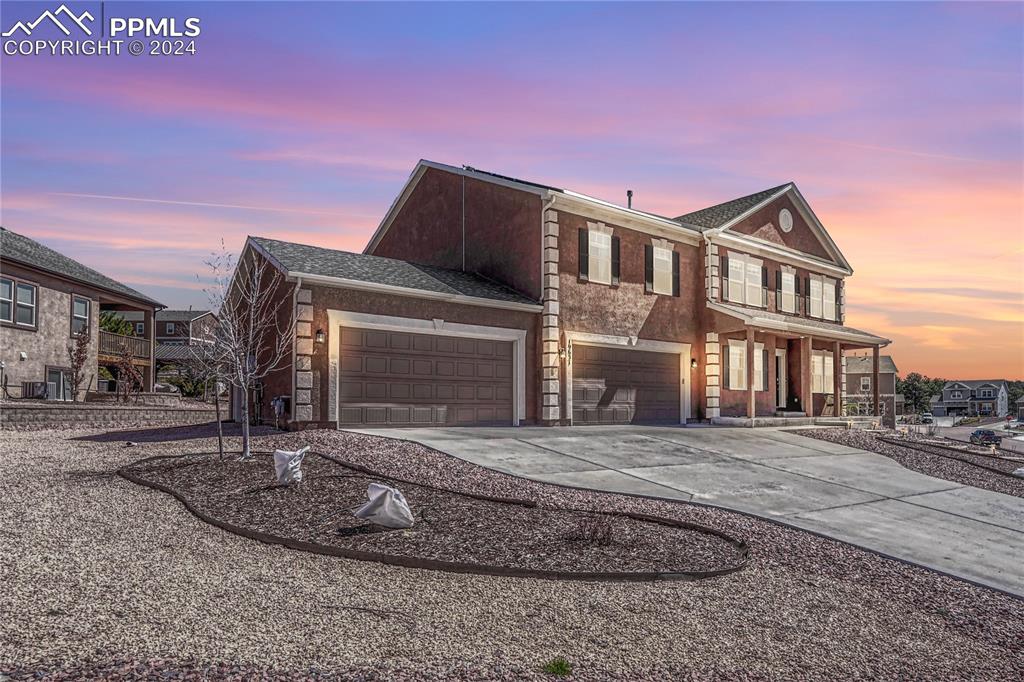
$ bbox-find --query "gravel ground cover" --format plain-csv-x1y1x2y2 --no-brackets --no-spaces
123,452,743,576
795,428,1024,497
2,423,1023,680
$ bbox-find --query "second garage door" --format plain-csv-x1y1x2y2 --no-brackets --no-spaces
572,344,680,425
338,327,514,427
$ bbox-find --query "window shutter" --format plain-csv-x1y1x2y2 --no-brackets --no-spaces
761,266,768,306
836,280,843,323
672,250,680,297
611,236,621,285
793,275,801,314
720,255,729,300
763,349,769,392
722,343,730,390
644,244,654,292
804,276,811,315
578,229,589,281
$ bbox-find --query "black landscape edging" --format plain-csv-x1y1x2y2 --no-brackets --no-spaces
118,452,749,583
877,437,1023,479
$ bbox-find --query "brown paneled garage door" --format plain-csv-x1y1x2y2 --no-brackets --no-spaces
337,327,514,427
572,345,680,425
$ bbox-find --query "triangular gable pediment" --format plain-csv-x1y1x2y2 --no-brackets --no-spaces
718,185,851,272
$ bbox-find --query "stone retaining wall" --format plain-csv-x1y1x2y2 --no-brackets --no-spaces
0,402,219,429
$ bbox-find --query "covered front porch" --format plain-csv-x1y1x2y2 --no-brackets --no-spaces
705,303,890,426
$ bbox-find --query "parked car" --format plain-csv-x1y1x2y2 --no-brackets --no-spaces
969,429,1001,446
921,413,934,424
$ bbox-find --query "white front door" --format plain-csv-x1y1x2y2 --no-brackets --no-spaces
775,349,787,409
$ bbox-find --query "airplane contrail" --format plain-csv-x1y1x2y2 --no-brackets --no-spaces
49,192,364,217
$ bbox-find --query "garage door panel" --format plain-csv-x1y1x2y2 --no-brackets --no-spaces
338,326,515,427
572,344,679,425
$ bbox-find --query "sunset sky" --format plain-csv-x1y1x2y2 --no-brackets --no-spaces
1,1,1021,379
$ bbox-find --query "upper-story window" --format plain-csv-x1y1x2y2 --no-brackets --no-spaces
135,322,145,336
166,322,176,335
578,225,620,286
860,376,871,392
950,390,963,399
808,275,837,321
778,270,797,313
71,296,90,335
979,388,994,398
2,277,38,328
645,240,679,296
724,253,765,307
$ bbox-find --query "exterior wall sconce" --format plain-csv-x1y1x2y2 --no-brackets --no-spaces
315,329,325,344
691,358,698,369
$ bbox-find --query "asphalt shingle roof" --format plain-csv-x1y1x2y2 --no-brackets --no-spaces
0,227,162,307
674,183,792,229
944,380,1008,390
155,344,200,362
712,302,888,343
845,356,898,374
156,309,211,322
250,237,539,306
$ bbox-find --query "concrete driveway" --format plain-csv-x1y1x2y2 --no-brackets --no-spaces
354,425,1024,597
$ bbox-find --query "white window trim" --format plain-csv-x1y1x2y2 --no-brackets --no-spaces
326,310,528,426
951,390,963,399
588,230,613,286
860,376,871,392
652,244,673,295
811,350,835,394
725,253,764,307
135,322,145,336
727,339,748,391
72,296,90,335
754,342,766,391
809,274,837,321
166,322,175,335
780,270,796,314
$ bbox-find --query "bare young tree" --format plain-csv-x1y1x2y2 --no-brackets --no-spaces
185,332,229,460
115,343,144,403
204,242,295,460
65,331,92,402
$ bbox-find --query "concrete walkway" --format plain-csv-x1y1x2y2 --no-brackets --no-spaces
354,425,1024,596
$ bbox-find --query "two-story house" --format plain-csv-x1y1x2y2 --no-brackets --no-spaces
843,354,901,426
235,160,889,429
0,228,162,399
931,380,1009,418
123,308,217,382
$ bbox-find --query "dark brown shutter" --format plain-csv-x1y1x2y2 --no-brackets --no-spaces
761,266,768,306
578,229,589,281
804,276,811,316
722,343,730,390
644,244,654,292
672,251,680,297
836,280,843,322
721,255,729,300
763,349,769,391
793,275,801,314
611,236,621,285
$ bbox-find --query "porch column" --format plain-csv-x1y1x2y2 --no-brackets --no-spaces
746,328,756,419
872,345,881,417
801,335,813,416
832,341,842,417
144,307,155,391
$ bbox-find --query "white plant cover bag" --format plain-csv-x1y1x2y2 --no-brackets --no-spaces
353,483,415,528
273,446,310,485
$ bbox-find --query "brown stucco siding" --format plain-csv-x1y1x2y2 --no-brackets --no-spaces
727,193,833,262
295,285,540,428
370,168,543,300
0,260,106,399
716,330,787,418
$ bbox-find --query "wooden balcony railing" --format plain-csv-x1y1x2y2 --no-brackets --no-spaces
99,331,150,360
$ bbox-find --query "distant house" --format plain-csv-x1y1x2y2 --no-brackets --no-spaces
931,380,1010,418
1017,396,1024,421
844,354,901,426
122,309,217,382
0,227,162,399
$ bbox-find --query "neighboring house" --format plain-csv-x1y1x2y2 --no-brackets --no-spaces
234,160,889,429
124,309,216,381
1017,396,1024,421
931,380,1010,418
843,355,900,426
0,227,162,399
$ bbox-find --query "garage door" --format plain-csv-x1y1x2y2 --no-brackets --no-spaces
338,327,514,427
572,345,680,425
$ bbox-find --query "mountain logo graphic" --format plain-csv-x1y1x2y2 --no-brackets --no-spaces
2,4,94,37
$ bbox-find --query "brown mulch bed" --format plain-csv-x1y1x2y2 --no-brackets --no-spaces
795,428,1024,498
121,452,746,578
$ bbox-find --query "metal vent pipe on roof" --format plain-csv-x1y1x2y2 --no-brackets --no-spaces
627,189,633,208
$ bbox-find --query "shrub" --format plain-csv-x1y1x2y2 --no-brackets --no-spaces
573,514,615,546
542,656,573,677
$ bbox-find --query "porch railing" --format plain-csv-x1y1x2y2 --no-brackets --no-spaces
99,331,150,360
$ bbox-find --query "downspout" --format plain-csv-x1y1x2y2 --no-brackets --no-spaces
291,276,302,428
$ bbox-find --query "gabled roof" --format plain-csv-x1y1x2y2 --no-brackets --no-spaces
674,184,792,229
249,236,540,310
844,355,898,374
0,227,163,307
156,309,212,322
942,380,1008,391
